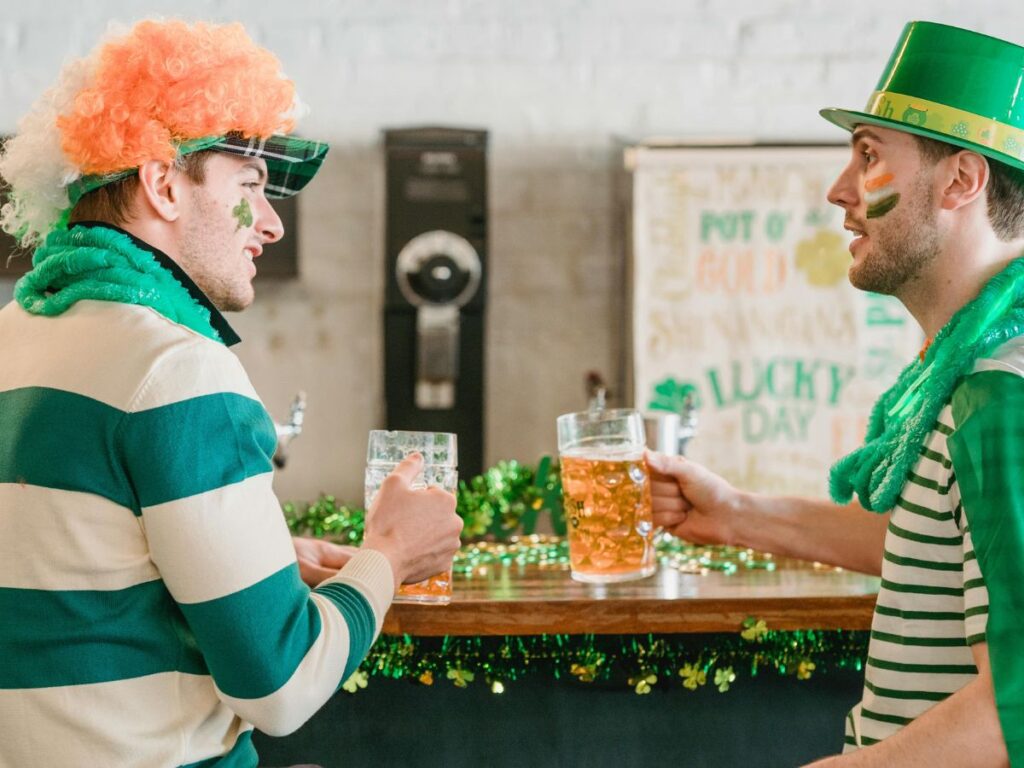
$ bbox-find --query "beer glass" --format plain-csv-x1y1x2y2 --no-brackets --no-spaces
557,409,656,583
365,430,458,604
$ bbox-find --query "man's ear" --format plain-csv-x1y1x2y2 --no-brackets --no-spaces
136,160,186,222
938,150,989,211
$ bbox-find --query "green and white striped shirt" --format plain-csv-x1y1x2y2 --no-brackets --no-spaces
0,296,394,767
841,337,1024,749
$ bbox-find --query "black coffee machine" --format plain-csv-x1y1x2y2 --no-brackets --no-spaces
383,127,488,478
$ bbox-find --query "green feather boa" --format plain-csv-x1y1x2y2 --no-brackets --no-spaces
14,225,221,343
831,256,1024,512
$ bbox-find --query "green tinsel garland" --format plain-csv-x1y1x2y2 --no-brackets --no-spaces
457,460,539,538
345,628,869,696
284,458,563,542
284,460,871,697
283,495,364,543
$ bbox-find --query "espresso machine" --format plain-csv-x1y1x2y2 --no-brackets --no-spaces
383,127,488,478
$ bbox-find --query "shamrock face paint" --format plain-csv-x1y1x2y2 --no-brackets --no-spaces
865,172,900,218
232,198,253,231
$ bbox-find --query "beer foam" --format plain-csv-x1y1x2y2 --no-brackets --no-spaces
560,446,645,462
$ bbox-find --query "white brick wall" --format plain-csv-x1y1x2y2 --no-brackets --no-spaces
0,0,1018,502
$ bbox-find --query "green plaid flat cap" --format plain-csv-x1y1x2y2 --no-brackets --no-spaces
211,134,329,198
65,133,329,206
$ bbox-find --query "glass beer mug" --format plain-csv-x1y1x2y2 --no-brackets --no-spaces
556,408,656,583
365,430,458,604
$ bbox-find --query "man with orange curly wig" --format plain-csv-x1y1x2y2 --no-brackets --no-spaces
0,19,462,768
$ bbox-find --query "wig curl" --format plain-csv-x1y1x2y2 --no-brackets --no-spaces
0,19,301,247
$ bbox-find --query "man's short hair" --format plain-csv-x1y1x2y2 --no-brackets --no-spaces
68,151,210,228
913,134,1024,241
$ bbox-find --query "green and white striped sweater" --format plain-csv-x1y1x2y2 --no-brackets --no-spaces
843,337,1024,749
0,296,394,767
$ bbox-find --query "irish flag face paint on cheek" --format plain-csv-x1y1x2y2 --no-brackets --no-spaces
865,172,900,219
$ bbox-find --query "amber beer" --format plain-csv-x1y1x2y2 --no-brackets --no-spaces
395,571,452,602
560,450,655,582
557,409,656,583
365,430,458,605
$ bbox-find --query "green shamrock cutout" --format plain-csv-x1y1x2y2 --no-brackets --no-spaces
679,664,707,691
714,667,736,692
797,660,816,680
741,617,768,643
342,669,368,693
630,673,658,694
447,667,475,688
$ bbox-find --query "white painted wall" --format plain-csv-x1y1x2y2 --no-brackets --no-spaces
0,0,1010,503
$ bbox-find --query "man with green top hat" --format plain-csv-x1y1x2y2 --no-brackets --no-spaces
650,20,1024,766
0,18,462,767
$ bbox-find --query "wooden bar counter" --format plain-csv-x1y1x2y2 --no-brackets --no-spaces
383,549,880,637
256,546,879,767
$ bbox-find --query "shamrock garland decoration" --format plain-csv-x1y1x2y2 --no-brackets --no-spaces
447,667,475,688
341,670,368,693
679,664,707,690
741,617,769,643
714,667,737,692
285,459,563,542
630,673,658,695
337,628,866,697
282,457,869,698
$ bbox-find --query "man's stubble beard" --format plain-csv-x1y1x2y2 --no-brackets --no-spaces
849,170,940,297
178,188,252,313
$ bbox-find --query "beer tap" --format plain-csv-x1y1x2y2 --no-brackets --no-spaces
273,391,306,469
585,371,608,415
677,394,698,456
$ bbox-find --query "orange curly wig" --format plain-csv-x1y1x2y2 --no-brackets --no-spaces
57,20,296,175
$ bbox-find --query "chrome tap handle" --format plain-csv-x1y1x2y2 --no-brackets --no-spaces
677,394,698,456
585,370,608,414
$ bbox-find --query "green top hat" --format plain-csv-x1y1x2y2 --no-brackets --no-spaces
821,21,1024,173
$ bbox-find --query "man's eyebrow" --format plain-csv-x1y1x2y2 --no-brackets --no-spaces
851,127,884,146
239,162,267,181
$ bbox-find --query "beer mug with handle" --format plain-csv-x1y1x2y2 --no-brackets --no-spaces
365,430,458,604
557,409,656,583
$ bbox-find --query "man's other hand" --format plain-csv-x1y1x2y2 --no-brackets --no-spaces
293,536,359,586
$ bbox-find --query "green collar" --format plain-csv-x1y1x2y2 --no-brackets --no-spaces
14,223,239,346
830,256,1024,511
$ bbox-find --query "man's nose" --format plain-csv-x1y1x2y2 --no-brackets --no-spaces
257,197,284,244
827,163,861,211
